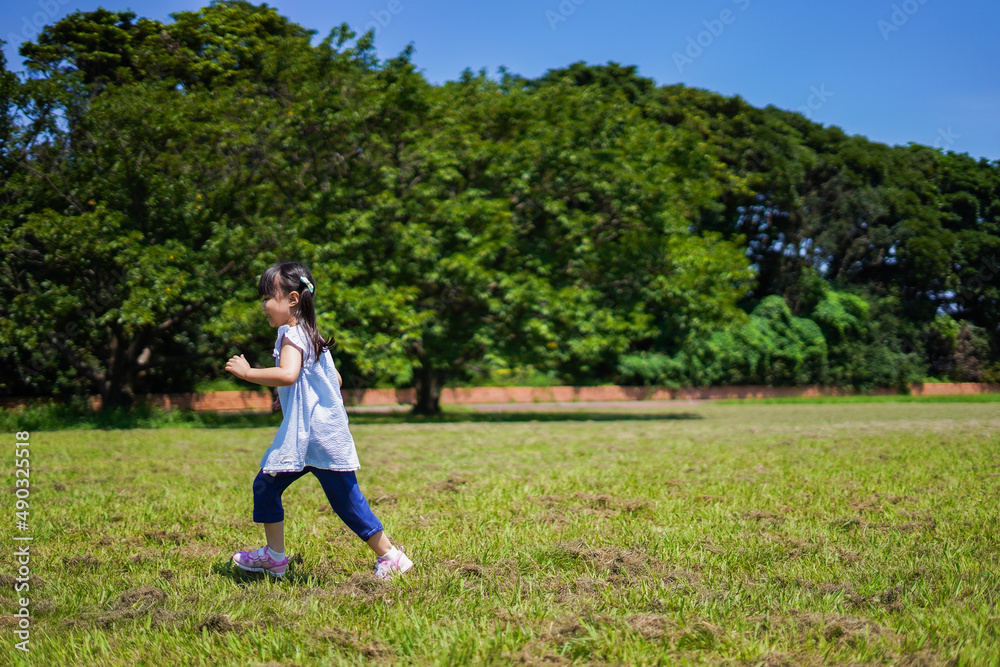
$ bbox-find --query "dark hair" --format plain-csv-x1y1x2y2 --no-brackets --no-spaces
257,262,333,361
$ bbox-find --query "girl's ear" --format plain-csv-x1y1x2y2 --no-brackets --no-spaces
288,290,301,306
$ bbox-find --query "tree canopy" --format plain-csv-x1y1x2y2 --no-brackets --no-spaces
1,2,998,413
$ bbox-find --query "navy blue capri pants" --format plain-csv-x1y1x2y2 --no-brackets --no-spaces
252,467,383,541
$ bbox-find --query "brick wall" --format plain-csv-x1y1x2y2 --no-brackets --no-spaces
2,382,998,412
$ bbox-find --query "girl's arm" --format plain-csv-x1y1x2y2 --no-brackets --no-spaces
226,342,303,387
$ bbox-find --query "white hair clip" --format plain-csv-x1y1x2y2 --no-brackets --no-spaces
299,275,315,294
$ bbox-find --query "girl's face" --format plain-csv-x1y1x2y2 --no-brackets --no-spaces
261,281,300,328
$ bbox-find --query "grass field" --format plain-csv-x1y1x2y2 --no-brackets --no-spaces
3,401,999,665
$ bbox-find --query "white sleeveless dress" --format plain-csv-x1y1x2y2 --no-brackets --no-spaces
258,324,360,474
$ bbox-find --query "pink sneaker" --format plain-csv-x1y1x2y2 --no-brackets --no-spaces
232,546,288,578
374,548,413,579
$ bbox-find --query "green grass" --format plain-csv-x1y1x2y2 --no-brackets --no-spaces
3,402,999,665
716,393,1000,405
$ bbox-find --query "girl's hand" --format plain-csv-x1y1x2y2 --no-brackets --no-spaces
225,354,251,380
272,395,281,412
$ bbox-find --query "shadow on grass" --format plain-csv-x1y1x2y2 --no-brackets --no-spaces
0,404,285,432
210,559,331,587
4,403,703,431
346,410,705,425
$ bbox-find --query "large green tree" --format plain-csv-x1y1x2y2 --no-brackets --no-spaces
0,4,320,406
2,3,997,414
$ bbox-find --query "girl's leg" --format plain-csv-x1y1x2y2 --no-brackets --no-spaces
366,530,394,557
263,521,285,553
310,469,390,554
252,468,308,551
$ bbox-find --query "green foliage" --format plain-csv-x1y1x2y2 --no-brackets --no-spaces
616,352,685,388
621,288,929,391
193,377,246,393
812,290,925,390
2,3,999,412
812,289,870,338
0,70,274,404
925,315,996,382
0,41,16,154
685,295,828,387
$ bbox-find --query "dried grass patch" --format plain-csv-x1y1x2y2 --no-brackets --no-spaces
552,541,650,578
625,613,677,640
894,650,958,667
95,585,182,628
144,530,185,545
315,626,393,659
742,509,787,525
196,613,266,635
443,560,484,577
432,476,469,493
335,573,393,603
787,609,894,646
61,553,103,570
532,493,652,518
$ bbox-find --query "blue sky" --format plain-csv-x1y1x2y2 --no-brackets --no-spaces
3,0,998,161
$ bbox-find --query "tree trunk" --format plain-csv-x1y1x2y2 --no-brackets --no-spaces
100,381,135,410
412,364,445,415
101,325,137,411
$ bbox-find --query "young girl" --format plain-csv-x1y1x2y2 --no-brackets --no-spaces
225,261,413,580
